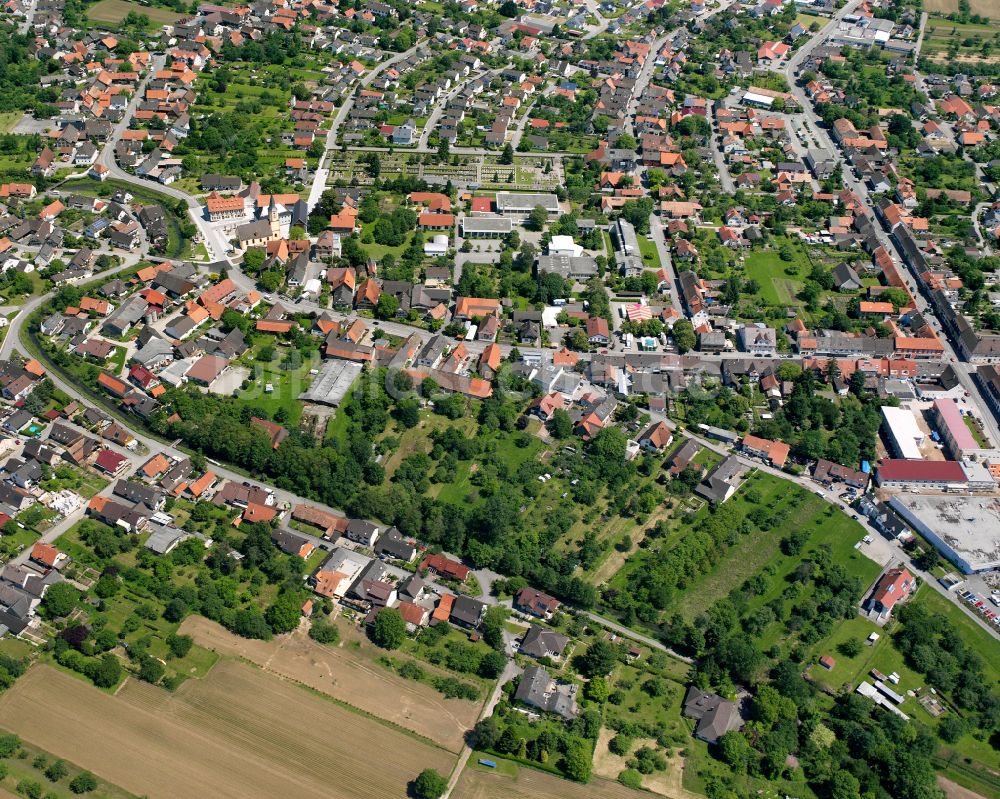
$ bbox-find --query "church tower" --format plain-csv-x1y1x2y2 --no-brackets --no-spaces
268,194,280,238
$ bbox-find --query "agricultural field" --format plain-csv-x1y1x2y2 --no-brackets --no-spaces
924,0,1000,20
0,729,138,799
86,0,182,26
0,662,454,799
921,18,1000,61
453,762,646,799
180,615,481,752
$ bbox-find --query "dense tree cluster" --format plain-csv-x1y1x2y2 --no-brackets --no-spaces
471,702,599,782
894,602,1000,736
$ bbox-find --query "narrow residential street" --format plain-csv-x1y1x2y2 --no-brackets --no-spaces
583,610,694,664
649,213,682,312
777,4,1000,448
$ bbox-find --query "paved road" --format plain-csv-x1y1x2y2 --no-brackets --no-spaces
583,610,694,663
417,69,494,151
580,0,610,38
707,99,736,194
914,10,929,55
0,258,145,363
93,55,235,264
780,5,1000,448
649,213,682,312
309,41,430,209
17,0,37,34
623,33,669,139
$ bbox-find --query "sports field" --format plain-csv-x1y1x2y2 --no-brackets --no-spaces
0,663,454,799
86,0,181,26
180,615,480,752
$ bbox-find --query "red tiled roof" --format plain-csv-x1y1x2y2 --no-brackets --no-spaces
877,459,966,482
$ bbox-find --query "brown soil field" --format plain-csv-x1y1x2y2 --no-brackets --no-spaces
86,0,182,24
937,776,990,799
453,766,648,799
0,663,454,799
925,0,1000,18
592,729,673,796
179,615,479,751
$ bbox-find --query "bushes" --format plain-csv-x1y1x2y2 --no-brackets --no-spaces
398,661,425,681
629,746,667,775
0,734,20,758
370,608,406,650
479,650,507,679
57,649,122,689
16,779,41,799
618,769,643,789
138,656,165,685
167,633,193,659
308,620,340,645
69,772,97,794
608,735,632,756
433,676,479,700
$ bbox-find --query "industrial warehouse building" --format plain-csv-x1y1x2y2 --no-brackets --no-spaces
889,494,1000,573
881,406,925,459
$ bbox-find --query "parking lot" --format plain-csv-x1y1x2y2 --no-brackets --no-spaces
956,584,1000,631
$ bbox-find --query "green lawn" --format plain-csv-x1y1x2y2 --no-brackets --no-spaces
964,414,990,447
743,245,810,306
40,467,108,499
234,343,317,427
644,473,881,623
0,112,21,134
604,661,689,740
359,221,412,262
86,0,182,26
637,235,661,269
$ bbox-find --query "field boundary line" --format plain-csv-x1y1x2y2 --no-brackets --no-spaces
219,652,460,753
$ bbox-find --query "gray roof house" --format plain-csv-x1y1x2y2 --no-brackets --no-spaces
832,262,863,291
683,686,744,744
519,625,570,660
450,594,486,628
514,665,579,720
695,455,746,504
374,527,416,562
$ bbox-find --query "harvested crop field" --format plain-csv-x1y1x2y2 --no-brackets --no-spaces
0,663,454,799
180,615,479,751
453,766,646,799
86,0,182,25
924,0,1000,19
